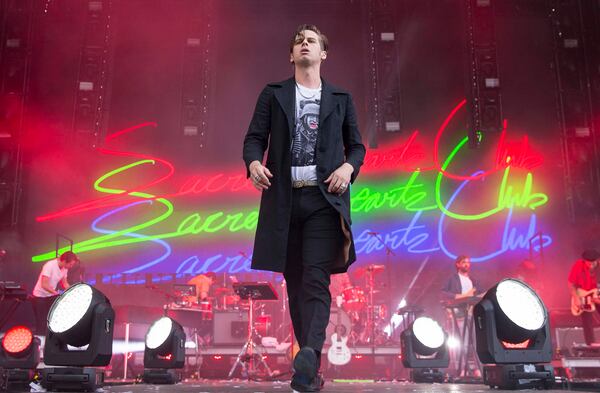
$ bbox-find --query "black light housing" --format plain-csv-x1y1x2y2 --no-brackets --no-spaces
142,317,186,384
474,278,551,364
0,326,40,385
473,279,554,389
400,316,449,381
44,283,115,366
41,283,114,392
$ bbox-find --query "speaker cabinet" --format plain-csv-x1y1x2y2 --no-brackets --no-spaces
213,311,248,345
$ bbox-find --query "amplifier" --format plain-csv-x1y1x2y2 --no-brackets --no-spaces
0,282,27,300
555,327,600,353
213,311,248,345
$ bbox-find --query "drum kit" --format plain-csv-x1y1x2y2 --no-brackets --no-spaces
171,284,243,319
328,264,390,345
170,280,277,339
168,265,392,347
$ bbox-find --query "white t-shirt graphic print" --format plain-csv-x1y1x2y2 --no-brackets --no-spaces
291,82,321,181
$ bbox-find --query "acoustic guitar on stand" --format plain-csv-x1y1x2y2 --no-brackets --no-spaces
571,288,599,316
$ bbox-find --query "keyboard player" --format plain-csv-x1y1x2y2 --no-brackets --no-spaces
441,255,482,377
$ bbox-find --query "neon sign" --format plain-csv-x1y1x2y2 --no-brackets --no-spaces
31,99,553,276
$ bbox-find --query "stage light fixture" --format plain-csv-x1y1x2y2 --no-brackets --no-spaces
41,283,114,392
473,278,554,389
0,326,40,386
400,317,448,383
142,316,186,384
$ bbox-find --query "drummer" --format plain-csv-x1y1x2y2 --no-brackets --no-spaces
187,272,217,303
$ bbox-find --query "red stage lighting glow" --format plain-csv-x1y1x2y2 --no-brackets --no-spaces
2,326,33,355
213,355,222,360
501,339,531,349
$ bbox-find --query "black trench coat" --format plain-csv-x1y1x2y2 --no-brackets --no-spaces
243,77,366,274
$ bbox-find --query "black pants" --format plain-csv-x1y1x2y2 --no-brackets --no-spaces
283,187,344,354
32,295,58,335
581,308,600,344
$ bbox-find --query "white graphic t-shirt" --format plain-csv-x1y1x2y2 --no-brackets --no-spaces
291,82,321,181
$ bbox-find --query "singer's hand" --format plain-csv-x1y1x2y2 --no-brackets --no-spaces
249,161,273,191
324,163,353,195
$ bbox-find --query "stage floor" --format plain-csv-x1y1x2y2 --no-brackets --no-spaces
97,380,582,393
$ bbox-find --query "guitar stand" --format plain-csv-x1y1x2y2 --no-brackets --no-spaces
227,282,278,380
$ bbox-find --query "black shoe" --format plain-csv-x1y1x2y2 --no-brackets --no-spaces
316,373,325,390
291,372,324,392
293,347,318,380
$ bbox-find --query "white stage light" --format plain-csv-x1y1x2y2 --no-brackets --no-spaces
48,284,93,334
413,317,445,350
145,317,173,350
495,279,545,331
446,335,460,350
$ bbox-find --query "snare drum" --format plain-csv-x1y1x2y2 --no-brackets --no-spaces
341,286,366,312
255,314,271,337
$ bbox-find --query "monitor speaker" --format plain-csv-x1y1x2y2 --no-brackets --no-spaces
213,311,248,345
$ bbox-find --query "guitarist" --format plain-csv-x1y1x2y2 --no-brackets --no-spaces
568,249,600,346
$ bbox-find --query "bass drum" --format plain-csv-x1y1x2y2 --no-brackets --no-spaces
325,308,352,345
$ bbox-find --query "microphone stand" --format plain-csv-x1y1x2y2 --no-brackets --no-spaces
366,232,395,379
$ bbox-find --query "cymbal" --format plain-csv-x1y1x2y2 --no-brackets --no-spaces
354,264,386,277
366,264,385,272
397,305,424,314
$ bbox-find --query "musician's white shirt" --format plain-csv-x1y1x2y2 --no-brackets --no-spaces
33,258,67,297
459,273,473,295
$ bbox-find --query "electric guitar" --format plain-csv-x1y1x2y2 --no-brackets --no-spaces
327,297,351,366
571,288,599,316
